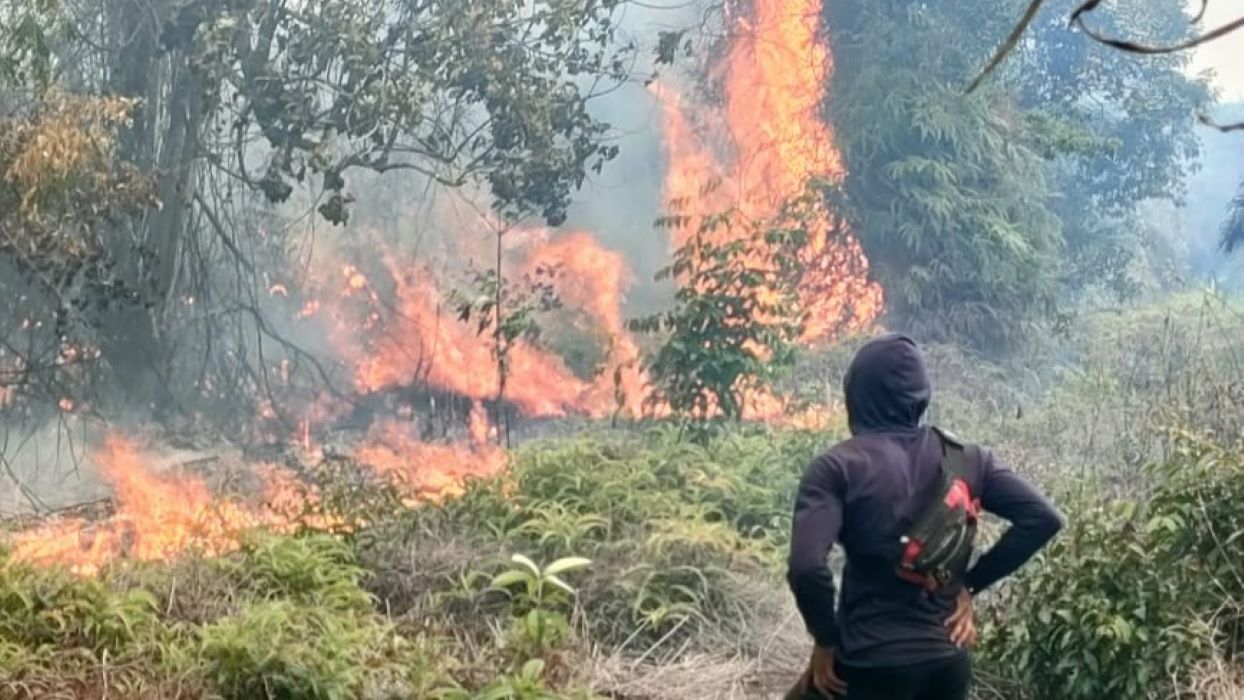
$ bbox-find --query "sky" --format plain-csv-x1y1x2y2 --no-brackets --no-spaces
1188,2,1244,102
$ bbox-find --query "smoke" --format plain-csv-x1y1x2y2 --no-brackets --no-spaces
0,0,861,526
312,3,704,321
1184,102,1244,288
561,1,707,315
0,419,105,516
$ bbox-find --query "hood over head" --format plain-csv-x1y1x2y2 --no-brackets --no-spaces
844,333,930,435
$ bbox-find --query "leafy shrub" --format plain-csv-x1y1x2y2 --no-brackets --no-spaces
221,534,372,612
980,433,1244,699
0,533,445,700
0,554,175,698
630,185,874,422
192,599,419,700
490,554,591,660
382,426,822,653
179,532,442,699
1148,434,1244,651
0,559,161,656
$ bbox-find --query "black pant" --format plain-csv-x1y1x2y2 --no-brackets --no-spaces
785,653,971,700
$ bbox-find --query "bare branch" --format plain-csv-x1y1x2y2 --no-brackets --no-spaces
967,0,1049,94
969,0,1244,91
1072,1,1244,55
1198,114,1244,133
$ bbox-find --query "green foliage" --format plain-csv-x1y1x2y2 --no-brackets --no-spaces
275,455,410,539
0,533,444,699
222,534,373,612
454,264,565,420
1013,0,1211,210
438,659,589,700
829,0,1213,342
980,433,1244,699
0,558,161,657
828,0,1063,350
454,267,562,346
0,557,173,698
490,554,590,659
7,297,1244,696
6,377,1244,698
0,0,637,422
1016,1,1211,300
154,0,633,226
192,599,417,700
632,190,830,422
1147,435,1244,647
409,426,823,648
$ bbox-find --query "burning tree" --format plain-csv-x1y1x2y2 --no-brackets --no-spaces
0,0,634,435
0,0,882,565
636,202,810,423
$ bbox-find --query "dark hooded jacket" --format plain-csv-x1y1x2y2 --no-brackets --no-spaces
787,334,1063,667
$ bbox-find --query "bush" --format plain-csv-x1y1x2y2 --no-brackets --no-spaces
0,555,174,698
192,600,421,700
220,534,373,612
356,425,823,660
0,560,161,656
979,433,1244,699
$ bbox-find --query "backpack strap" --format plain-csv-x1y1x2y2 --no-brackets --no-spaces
934,427,970,481
933,427,980,522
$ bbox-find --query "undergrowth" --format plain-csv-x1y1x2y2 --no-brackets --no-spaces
1,295,1242,699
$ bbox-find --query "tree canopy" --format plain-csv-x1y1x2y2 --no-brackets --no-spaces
0,0,633,425
826,0,1216,350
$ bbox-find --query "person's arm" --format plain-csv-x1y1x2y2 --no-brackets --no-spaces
965,451,1064,595
787,455,846,648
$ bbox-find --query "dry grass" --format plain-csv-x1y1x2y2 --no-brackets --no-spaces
1183,660,1244,700
584,597,808,700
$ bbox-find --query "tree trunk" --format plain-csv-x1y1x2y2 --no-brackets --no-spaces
98,0,204,416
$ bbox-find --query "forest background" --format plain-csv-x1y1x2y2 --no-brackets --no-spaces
0,0,1241,698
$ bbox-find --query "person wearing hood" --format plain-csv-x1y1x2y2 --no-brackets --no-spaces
786,334,1063,699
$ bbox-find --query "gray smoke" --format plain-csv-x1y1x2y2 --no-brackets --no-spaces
562,1,707,315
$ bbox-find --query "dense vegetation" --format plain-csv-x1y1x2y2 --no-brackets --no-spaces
2,296,1242,698
0,0,633,427
0,0,1241,698
826,0,1215,349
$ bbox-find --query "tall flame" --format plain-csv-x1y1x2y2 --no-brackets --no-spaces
339,259,594,417
7,0,880,574
660,0,882,340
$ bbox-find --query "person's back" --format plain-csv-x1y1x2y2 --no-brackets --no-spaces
786,335,1063,699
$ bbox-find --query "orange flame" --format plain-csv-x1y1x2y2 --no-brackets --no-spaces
11,437,263,575
7,0,874,575
355,404,506,502
10,421,509,574
659,0,883,341
325,257,594,417
517,230,648,417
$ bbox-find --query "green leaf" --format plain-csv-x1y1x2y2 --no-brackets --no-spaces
510,554,541,576
544,557,592,577
490,571,530,590
521,658,546,681
543,574,576,597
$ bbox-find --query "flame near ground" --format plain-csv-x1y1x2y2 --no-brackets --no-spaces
7,0,882,574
